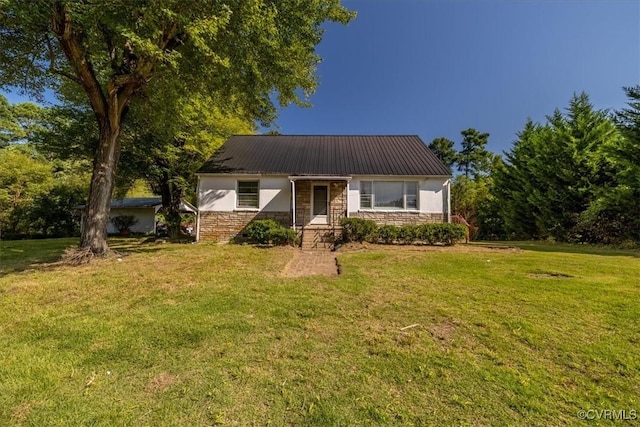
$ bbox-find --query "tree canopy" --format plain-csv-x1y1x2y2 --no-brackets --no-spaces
457,128,492,179
0,0,355,256
428,137,457,171
493,93,626,242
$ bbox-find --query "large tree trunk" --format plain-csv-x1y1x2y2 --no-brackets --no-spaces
159,171,183,240
79,121,122,254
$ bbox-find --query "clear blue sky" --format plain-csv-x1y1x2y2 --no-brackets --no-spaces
265,0,640,154
3,0,639,155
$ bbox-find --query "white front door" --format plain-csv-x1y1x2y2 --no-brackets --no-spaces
311,184,329,224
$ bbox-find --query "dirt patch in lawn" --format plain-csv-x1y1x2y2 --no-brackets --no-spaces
427,320,458,342
528,270,573,279
145,372,179,394
10,402,32,424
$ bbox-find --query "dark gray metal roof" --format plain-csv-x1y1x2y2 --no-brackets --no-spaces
197,135,451,176
110,198,162,209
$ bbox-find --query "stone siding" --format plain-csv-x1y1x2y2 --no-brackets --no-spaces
350,211,445,226
199,211,291,242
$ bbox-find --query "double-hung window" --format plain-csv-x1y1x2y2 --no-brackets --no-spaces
359,181,418,210
237,180,259,209
360,181,373,208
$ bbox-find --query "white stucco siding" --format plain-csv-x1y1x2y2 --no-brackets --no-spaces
107,208,156,234
198,176,238,211
347,180,361,213
198,175,291,212
258,177,291,211
348,176,448,214
419,178,448,213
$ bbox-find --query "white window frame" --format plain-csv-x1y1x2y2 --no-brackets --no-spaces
236,180,260,210
359,180,419,211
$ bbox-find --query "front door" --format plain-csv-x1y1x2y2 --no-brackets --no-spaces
311,184,329,224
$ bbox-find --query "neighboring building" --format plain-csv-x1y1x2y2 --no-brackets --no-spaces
106,198,163,234
195,135,451,246
78,197,197,235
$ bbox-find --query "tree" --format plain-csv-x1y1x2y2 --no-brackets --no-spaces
428,137,457,171
39,84,254,239
0,95,19,147
457,128,492,179
492,120,542,239
0,94,46,146
0,145,54,237
451,155,505,240
121,88,255,238
615,85,640,191
577,85,640,244
0,1,354,256
493,93,621,241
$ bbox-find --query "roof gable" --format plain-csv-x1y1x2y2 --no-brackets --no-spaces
197,135,451,176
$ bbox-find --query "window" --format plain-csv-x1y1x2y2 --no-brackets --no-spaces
237,181,259,208
360,181,372,208
360,181,418,210
375,181,404,208
405,182,417,209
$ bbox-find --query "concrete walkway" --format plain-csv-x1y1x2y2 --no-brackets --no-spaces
281,250,339,277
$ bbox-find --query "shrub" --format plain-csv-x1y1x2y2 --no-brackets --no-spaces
416,224,435,244
340,218,378,243
340,218,466,246
376,224,399,244
416,223,467,245
110,215,138,234
245,219,281,243
245,219,299,246
398,224,419,244
266,227,300,246
443,223,467,245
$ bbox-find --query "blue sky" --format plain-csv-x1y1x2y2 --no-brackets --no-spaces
3,0,639,154
265,0,640,153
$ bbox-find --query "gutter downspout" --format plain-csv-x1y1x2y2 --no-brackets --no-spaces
291,179,296,231
447,179,451,223
345,180,350,218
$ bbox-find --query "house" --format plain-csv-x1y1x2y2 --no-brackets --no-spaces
78,197,197,235
195,135,452,245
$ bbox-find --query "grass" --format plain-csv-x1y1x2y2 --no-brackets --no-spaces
0,239,639,425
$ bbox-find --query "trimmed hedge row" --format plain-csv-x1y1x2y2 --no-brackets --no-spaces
340,218,466,246
245,219,300,246
244,218,465,247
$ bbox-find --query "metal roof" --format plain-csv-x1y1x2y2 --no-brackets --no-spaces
196,135,451,176
110,198,162,209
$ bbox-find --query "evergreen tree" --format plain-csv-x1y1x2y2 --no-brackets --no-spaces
428,137,457,171
493,93,621,241
457,128,492,179
577,85,640,243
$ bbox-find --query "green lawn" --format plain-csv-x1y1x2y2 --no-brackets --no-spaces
0,239,638,425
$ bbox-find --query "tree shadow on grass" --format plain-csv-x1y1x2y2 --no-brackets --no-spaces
472,241,640,258
0,238,78,275
0,237,182,276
